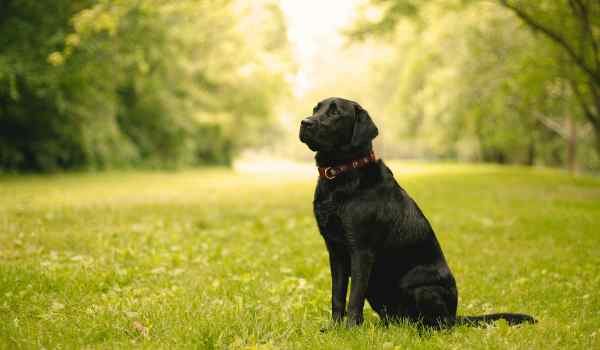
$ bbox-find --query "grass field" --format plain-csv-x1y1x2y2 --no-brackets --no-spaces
1,162,599,349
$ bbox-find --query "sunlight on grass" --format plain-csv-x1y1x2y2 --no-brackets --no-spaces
0,163,599,348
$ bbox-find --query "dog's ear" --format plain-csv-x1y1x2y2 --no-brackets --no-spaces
351,104,378,147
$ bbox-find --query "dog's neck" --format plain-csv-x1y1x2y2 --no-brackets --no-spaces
315,143,373,167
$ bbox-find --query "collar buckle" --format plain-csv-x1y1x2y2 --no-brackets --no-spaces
323,167,337,180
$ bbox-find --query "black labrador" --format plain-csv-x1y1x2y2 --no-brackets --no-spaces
299,97,536,328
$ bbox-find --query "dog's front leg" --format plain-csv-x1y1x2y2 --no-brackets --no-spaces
347,249,374,327
326,241,350,323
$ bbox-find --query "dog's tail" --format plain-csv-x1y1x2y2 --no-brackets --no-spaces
453,313,537,327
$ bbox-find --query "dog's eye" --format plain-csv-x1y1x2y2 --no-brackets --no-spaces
313,103,321,113
328,102,340,116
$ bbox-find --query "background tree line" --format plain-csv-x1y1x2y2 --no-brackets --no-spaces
351,0,600,171
2,0,599,173
0,0,292,172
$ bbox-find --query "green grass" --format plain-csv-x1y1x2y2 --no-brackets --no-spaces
1,162,599,349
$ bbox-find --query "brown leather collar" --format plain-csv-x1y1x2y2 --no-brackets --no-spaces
318,151,377,180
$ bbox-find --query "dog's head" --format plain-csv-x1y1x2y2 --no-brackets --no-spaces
299,97,378,152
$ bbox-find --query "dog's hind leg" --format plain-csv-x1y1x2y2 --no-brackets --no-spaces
410,285,457,328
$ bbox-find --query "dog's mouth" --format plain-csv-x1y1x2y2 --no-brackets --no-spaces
299,127,319,151
299,125,309,141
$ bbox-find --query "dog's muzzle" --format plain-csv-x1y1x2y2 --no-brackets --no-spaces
299,117,317,144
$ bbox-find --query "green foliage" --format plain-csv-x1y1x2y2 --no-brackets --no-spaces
351,0,600,171
0,164,599,348
0,0,292,172
496,0,600,155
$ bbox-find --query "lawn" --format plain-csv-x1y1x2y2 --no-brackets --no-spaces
1,162,599,349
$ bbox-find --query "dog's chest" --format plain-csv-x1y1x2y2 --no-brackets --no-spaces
314,193,348,244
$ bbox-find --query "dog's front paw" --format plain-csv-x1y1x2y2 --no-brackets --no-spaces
332,311,345,323
345,314,364,328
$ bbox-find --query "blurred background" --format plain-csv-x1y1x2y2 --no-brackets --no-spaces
1,0,599,173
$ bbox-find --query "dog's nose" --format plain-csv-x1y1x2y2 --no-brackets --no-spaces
301,118,315,128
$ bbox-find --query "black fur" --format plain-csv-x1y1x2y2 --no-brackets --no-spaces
299,97,536,329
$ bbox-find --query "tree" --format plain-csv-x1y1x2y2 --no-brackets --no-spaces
349,0,600,170
496,0,600,156
0,0,293,172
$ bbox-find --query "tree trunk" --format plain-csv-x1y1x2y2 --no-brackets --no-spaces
526,136,535,166
566,114,577,173
595,96,600,156
596,127,600,162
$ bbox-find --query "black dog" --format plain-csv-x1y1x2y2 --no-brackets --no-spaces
299,97,536,328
